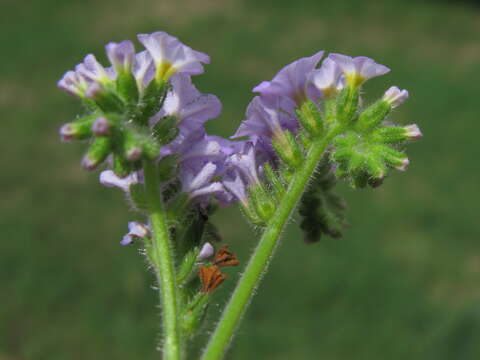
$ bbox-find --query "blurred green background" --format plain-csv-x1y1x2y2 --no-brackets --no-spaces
1,0,480,359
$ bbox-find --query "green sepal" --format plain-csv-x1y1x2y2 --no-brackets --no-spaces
141,135,161,160
272,130,304,169
355,100,390,132
82,136,112,170
249,184,275,222
263,163,285,200
336,86,359,124
176,247,200,285
116,71,139,104
152,116,179,144
331,127,409,187
123,128,143,160
299,130,312,149
296,100,324,137
89,86,125,114
371,126,409,144
374,144,407,169
299,160,347,243
137,80,168,125
122,128,160,161
180,292,210,339
112,153,132,178
61,113,98,141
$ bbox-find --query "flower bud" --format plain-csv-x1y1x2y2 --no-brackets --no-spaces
296,100,324,137
85,83,124,113
356,99,390,132
181,292,210,339
112,154,132,178
263,163,286,200
404,124,422,140
81,137,112,170
91,116,112,136
382,86,409,108
336,86,359,125
59,114,97,142
271,130,303,169
197,242,215,261
375,145,409,171
123,129,143,161
250,184,275,222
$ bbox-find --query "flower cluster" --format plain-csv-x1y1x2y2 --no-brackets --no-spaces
59,30,422,231
58,30,423,354
58,32,235,207
216,51,422,227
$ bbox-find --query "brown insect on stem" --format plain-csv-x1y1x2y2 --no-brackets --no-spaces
199,265,226,293
213,245,239,267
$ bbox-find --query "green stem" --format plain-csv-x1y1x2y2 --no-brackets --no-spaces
201,135,334,360
143,160,181,360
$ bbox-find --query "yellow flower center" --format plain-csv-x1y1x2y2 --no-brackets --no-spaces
156,62,177,81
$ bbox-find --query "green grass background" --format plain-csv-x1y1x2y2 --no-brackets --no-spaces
1,0,480,359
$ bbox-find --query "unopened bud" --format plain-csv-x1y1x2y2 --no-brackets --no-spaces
91,116,112,136
356,100,390,132
336,86,359,124
59,114,96,142
86,83,124,113
81,137,112,171
382,86,409,108
296,100,323,137
396,157,410,171
250,184,275,222
272,130,303,169
197,242,215,261
126,146,143,161
59,123,81,142
404,124,422,140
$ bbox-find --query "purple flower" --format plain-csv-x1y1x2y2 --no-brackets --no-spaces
133,51,155,93
222,172,248,207
99,170,141,191
253,51,324,105
328,54,390,87
57,70,90,98
137,31,210,82
312,57,345,98
181,162,224,199
106,40,135,74
174,132,222,164
382,86,409,108
121,221,150,246
153,74,221,134
233,96,297,142
229,143,262,186
76,54,114,84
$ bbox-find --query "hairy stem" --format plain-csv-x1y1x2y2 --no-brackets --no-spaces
143,160,181,360
201,134,335,360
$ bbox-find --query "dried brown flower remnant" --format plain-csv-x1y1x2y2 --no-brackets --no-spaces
199,265,226,293
213,245,239,267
